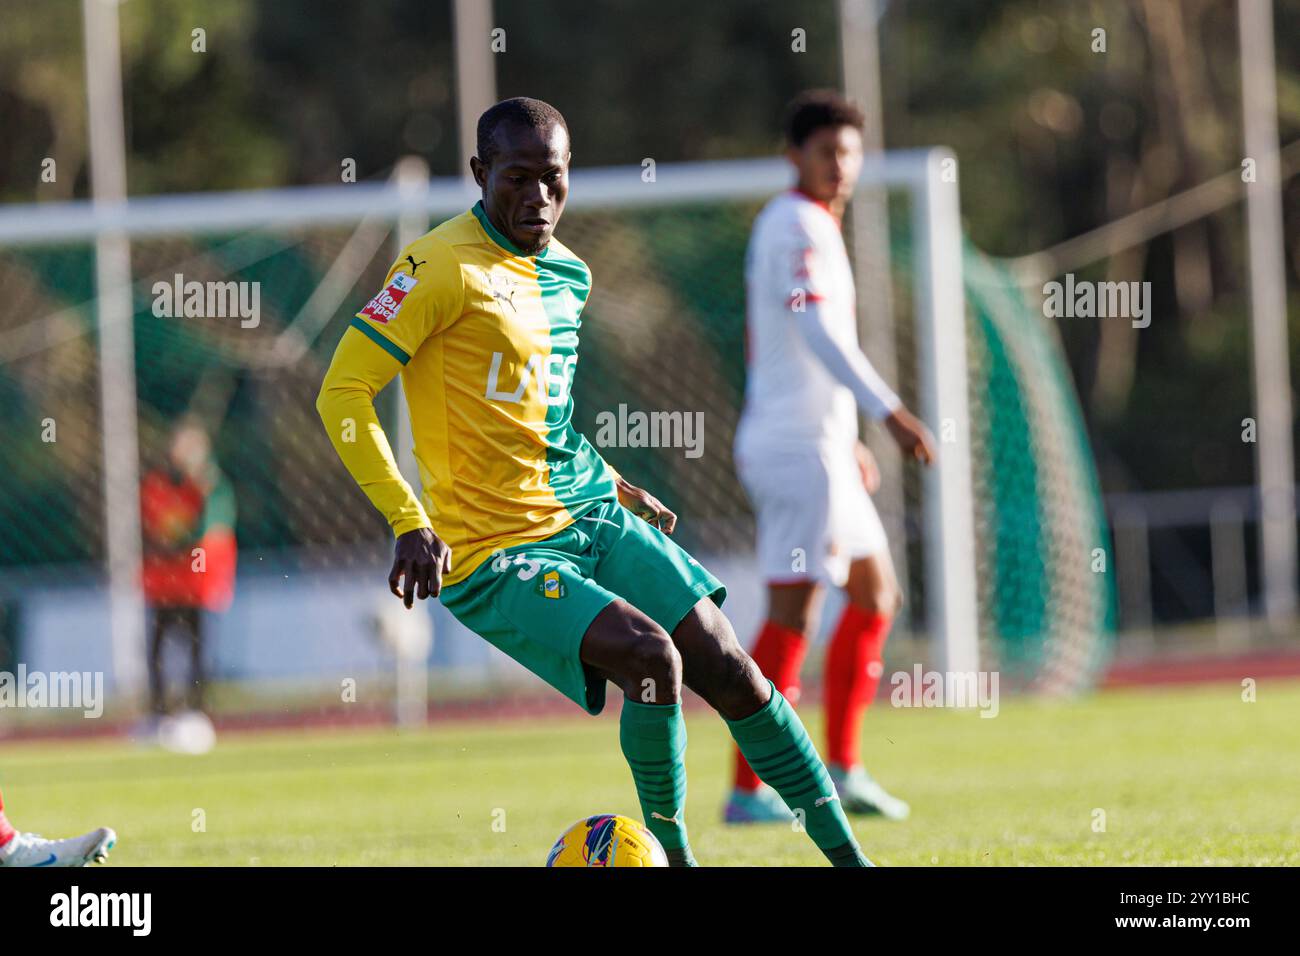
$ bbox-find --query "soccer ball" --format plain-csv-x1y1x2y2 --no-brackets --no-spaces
545,814,669,867
156,710,216,755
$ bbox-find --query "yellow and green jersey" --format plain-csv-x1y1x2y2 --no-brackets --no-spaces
317,201,619,586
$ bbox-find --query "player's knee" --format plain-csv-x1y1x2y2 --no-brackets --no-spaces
850,582,903,619
623,625,681,702
766,583,819,636
712,648,770,721
882,584,904,619
699,620,771,718
768,602,815,635
671,601,765,718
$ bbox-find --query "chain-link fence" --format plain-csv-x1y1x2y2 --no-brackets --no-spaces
0,168,1115,728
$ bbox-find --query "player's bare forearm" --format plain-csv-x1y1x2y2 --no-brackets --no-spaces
615,476,678,534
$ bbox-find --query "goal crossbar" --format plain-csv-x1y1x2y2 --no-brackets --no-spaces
1,149,978,680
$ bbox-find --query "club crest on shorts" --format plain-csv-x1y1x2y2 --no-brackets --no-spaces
536,570,566,599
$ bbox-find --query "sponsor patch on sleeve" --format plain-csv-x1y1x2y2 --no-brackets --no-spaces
359,272,418,324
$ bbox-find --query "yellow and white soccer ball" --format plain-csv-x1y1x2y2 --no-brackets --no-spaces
545,814,669,867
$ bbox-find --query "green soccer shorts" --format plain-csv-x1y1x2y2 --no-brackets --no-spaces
439,498,726,715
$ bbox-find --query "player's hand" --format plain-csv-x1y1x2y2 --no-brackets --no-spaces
389,527,452,608
854,441,881,494
616,477,677,534
884,408,937,466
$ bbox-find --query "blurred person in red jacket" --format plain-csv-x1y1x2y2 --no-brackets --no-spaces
140,418,236,724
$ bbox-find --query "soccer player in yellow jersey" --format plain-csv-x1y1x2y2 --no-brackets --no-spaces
318,98,872,866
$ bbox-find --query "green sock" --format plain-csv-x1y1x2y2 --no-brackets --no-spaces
619,698,696,867
725,680,871,867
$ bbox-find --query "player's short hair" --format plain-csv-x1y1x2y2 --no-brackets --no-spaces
783,90,865,147
476,97,570,166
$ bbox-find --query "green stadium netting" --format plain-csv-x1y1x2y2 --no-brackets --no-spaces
0,192,1114,693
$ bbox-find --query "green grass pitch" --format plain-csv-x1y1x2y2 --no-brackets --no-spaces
3,679,1297,866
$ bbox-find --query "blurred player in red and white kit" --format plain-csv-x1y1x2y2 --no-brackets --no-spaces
726,90,936,823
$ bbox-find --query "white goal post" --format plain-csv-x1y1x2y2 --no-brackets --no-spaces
0,150,978,682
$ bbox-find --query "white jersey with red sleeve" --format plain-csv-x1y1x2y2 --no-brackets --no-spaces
735,190,901,584
735,190,899,461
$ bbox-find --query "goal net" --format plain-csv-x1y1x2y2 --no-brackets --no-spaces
0,154,1114,725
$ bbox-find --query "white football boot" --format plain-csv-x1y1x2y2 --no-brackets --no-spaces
828,764,911,820
0,827,117,867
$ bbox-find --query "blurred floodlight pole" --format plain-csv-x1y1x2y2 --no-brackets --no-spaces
839,0,910,627
83,0,146,694
454,0,497,181
1238,0,1297,628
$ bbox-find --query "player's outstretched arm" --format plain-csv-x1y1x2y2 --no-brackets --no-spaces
792,300,901,419
316,328,452,605
791,301,936,465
